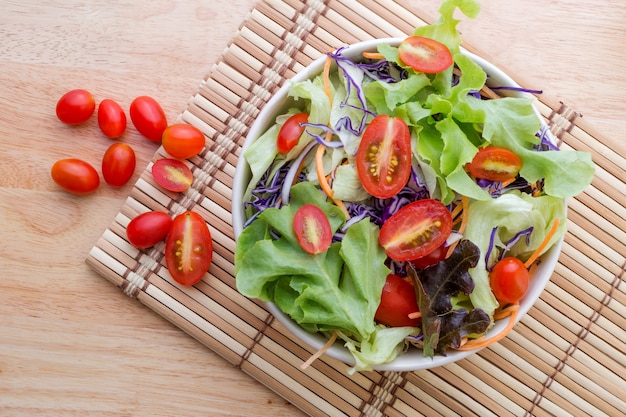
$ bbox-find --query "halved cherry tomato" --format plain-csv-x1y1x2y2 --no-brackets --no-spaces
277,113,308,154
126,211,172,249
375,274,421,327
468,146,522,183
162,123,206,159
410,243,448,269
56,89,96,125
489,257,529,304
151,158,193,192
51,158,100,194
356,115,412,199
379,199,453,261
102,143,136,187
398,36,453,74
129,96,167,143
97,98,127,139
165,211,213,286
293,204,332,254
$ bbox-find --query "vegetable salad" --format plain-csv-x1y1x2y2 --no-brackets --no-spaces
234,0,594,372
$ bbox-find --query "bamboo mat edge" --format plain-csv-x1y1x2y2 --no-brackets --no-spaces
86,1,626,416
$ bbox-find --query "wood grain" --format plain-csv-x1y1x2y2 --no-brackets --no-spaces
1,1,624,416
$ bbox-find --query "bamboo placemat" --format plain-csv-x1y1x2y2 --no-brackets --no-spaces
86,0,626,416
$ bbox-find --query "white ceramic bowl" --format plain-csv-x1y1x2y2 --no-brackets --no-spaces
232,38,564,371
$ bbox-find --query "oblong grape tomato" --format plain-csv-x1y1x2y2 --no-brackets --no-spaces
51,158,100,194
56,89,96,125
126,211,172,249
102,143,136,187
165,211,213,286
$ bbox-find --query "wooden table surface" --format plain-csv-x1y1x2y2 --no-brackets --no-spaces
1,1,624,416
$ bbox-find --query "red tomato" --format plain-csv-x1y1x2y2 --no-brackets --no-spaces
129,96,167,143
277,113,308,154
468,146,522,183
101,143,136,187
398,36,453,74
379,199,453,261
126,211,172,249
56,89,96,125
97,98,127,139
356,115,412,199
293,204,332,254
165,211,213,286
489,257,529,304
162,123,206,159
375,274,421,327
151,158,193,192
51,158,100,194
410,243,448,269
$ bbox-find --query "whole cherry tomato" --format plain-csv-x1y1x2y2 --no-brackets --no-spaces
379,199,453,261
129,96,167,143
398,36,453,74
97,98,127,139
375,274,421,327
277,113,308,154
165,211,213,286
162,123,206,159
292,204,332,254
489,257,529,304
356,115,412,199
51,158,100,194
126,211,172,249
56,89,96,125
101,143,136,187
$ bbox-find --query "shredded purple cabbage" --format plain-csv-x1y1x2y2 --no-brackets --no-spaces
489,85,543,95
484,226,534,270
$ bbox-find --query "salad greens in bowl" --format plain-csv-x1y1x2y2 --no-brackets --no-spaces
232,0,594,373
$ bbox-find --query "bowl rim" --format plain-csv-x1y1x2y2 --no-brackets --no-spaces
232,38,564,371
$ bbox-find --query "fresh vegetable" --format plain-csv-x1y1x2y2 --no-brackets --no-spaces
398,35,453,74
97,98,127,139
151,158,193,192
293,203,333,254
375,274,421,327
468,146,522,182
126,211,172,249
489,257,529,304
162,123,206,159
165,211,213,286
101,143,136,187
56,89,96,125
234,0,595,372
355,115,412,199
129,96,167,142
277,113,308,154
51,158,100,194
379,199,453,261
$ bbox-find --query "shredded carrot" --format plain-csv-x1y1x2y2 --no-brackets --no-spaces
362,51,385,60
315,143,349,217
493,303,519,320
301,330,338,370
501,177,516,188
524,218,560,269
457,304,519,351
450,202,463,222
408,311,422,320
323,54,333,105
447,196,469,257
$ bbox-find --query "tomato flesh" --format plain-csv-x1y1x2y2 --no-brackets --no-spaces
151,158,193,192
398,36,453,74
165,211,213,286
293,204,332,254
277,113,308,154
51,158,100,194
468,146,522,183
126,211,172,249
410,243,448,269
98,98,127,139
129,96,167,143
356,115,412,199
56,89,96,125
162,123,206,159
102,143,136,187
489,257,529,304
375,274,421,327
379,199,452,261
